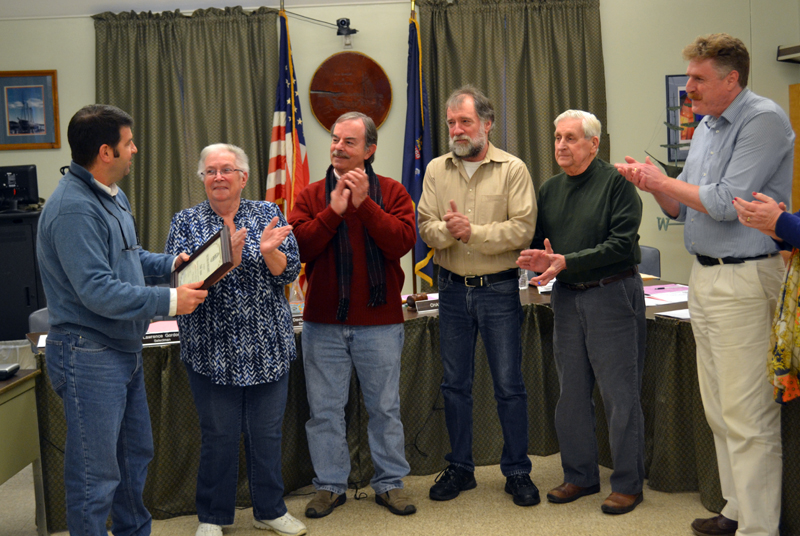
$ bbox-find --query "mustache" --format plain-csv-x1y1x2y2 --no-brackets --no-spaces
452,135,471,142
686,93,701,101
331,150,349,158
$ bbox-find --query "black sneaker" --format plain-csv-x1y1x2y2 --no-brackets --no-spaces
429,464,477,501
505,474,540,506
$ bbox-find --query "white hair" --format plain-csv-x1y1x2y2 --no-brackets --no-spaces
197,143,249,179
553,110,602,141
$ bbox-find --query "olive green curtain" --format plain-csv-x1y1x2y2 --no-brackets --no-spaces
93,7,279,252
417,0,608,191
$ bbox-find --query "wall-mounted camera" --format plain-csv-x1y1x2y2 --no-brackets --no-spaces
335,18,357,49
336,18,356,36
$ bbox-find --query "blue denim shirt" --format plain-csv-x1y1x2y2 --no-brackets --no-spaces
671,88,794,258
165,199,301,386
37,162,174,352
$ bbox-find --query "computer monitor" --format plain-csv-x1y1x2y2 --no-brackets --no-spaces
0,165,38,212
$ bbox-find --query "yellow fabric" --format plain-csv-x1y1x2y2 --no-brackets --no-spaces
769,248,800,404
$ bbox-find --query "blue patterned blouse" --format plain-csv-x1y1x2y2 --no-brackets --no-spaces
165,199,301,386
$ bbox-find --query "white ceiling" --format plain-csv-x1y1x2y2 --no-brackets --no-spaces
0,0,396,20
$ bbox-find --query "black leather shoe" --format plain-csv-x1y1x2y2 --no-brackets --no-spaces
505,474,540,506
429,464,476,501
691,515,738,536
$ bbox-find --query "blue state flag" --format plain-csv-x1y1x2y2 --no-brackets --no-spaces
401,13,435,286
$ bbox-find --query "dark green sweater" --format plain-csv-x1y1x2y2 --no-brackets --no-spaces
531,158,642,285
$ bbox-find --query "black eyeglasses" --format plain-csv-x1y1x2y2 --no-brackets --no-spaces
90,187,141,252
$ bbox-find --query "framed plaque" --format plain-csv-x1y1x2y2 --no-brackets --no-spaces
171,226,233,290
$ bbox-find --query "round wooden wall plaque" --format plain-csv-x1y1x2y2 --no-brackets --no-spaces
309,51,392,132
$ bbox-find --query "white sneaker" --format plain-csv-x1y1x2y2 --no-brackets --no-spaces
253,512,308,536
195,523,223,536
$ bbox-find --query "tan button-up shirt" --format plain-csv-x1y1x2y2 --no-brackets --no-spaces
417,143,536,277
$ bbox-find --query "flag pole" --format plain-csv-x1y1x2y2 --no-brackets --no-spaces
410,0,418,294
412,248,418,294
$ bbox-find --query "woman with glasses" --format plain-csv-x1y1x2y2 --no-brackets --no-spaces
165,144,305,536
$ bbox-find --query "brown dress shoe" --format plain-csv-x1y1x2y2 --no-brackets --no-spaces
691,514,738,536
546,482,601,504
376,488,417,516
305,491,346,519
601,491,643,514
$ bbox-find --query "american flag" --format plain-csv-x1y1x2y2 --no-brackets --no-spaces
266,10,309,214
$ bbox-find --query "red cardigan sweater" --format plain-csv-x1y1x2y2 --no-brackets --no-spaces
288,174,416,325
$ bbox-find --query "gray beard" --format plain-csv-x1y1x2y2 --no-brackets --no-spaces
449,136,485,159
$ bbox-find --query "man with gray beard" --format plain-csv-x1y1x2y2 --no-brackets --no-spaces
418,85,538,506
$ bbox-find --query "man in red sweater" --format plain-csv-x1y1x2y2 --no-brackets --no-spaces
288,112,417,520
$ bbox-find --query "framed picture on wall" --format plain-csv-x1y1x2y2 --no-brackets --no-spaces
665,74,703,162
0,70,60,151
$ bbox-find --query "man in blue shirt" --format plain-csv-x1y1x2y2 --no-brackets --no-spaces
38,105,208,535
617,34,794,536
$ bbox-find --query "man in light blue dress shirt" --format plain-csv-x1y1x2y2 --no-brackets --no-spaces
616,34,794,536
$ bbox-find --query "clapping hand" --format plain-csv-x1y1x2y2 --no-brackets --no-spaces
230,227,247,269
260,217,292,255
733,192,786,240
330,176,351,216
517,238,566,286
615,156,662,193
443,200,472,242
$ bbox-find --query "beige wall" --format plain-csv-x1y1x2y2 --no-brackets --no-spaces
1,0,800,287
0,16,95,199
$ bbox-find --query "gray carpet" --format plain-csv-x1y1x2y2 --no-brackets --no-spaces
0,454,712,535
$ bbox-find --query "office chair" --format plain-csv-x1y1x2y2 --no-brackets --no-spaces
638,246,661,278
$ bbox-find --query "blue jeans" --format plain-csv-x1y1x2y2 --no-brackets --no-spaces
185,365,289,525
45,327,153,536
437,270,531,476
302,321,409,495
551,277,646,495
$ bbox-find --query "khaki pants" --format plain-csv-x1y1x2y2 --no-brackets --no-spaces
689,255,784,536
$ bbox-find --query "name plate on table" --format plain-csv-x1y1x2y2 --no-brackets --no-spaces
414,298,439,312
142,320,180,347
171,226,233,290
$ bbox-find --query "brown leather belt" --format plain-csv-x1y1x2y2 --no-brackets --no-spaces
559,266,638,291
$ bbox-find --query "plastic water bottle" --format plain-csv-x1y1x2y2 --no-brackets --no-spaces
289,279,305,316
518,268,528,289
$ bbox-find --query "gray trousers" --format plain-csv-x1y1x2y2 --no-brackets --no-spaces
550,276,646,495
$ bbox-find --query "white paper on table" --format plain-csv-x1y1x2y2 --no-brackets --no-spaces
37,334,47,348
645,290,688,305
530,280,554,293
655,308,691,320
645,297,665,307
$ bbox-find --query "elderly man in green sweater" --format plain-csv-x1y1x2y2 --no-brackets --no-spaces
517,110,646,515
